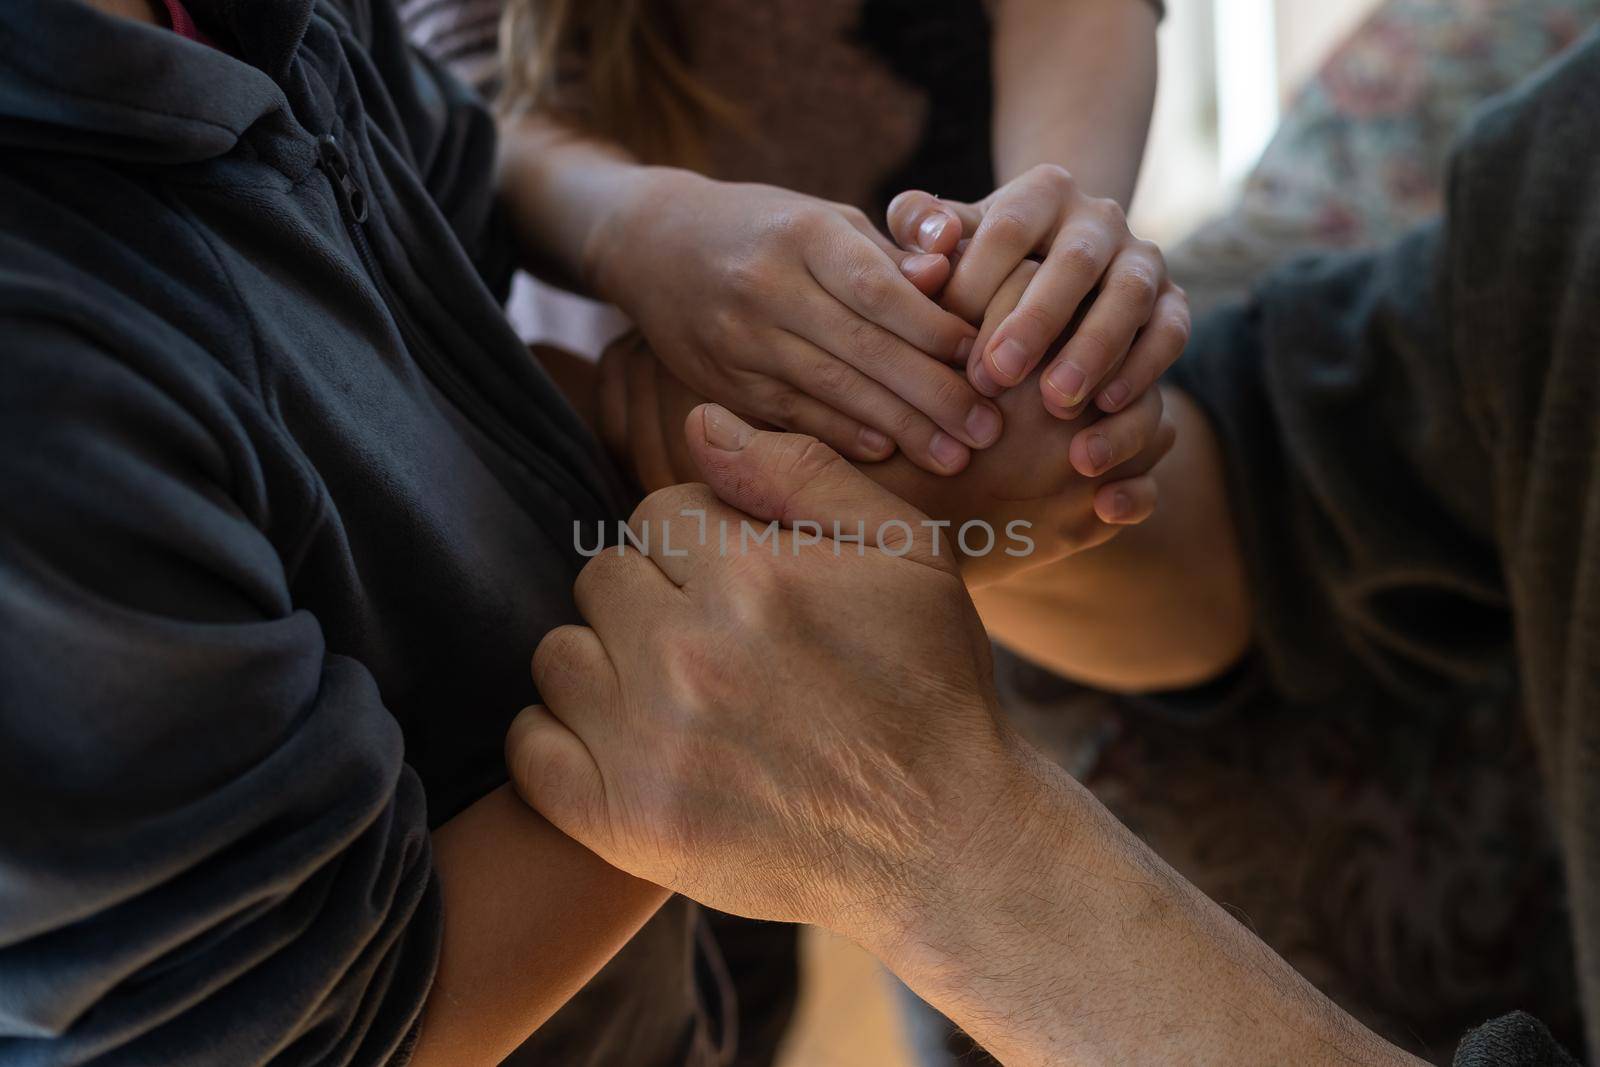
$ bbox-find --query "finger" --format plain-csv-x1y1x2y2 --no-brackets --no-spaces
624,339,677,492
750,378,896,462
505,703,606,842
573,535,685,633
885,190,980,255
839,210,955,312
1039,239,1164,415
773,330,985,472
1094,476,1159,526
686,404,958,575
981,214,1119,393
1095,285,1191,413
626,481,744,587
1069,386,1164,479
781,300,998,464
804,218,975,360
898,252,952,300
967,260,1040,397
942,170,1079,322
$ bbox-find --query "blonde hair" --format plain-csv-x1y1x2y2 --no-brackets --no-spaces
498,0,737,168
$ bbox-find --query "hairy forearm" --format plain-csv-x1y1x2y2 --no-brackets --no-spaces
870,750,1424,1067
410,785,668,1065
972,389,1252,692
992,0,1159,203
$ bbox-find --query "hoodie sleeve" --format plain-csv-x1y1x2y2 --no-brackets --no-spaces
0,317,440,1065
1170,34,1600,1062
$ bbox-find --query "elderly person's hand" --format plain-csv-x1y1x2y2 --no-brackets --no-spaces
510,408,1421,1067
512,404,1018,938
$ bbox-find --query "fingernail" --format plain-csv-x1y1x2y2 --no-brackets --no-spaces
858,426,891,455
988,338,1030,383
702,404,753,451
1045,361,1087,404
970,358,1001,397
1098,380,1130,411
929,432,968,471
918,213,949,250
1109,489,1132,521
965,404,1001,447
954,335,974,365
1085,432,1112,472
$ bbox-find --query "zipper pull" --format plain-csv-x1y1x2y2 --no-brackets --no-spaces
317,134,369,225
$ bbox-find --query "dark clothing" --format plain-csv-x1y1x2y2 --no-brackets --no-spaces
1174,29,1600,1065
0,1,722,1063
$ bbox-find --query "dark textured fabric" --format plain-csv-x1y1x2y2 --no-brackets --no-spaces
1456,1013,1581,1067
0,1,723,1063
1171,29,1600,1065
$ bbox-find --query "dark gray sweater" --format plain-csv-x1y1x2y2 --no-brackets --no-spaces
1175,29,1600,1067
0,1,723,1064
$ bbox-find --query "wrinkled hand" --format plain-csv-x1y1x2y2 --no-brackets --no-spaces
887,165,1189,418
597,308,1175,587
508,406,1027,943
590,170,1000,473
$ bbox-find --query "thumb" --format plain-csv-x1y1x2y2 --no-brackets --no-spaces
686,404,958,574
505,704,606,845
886,189,983,254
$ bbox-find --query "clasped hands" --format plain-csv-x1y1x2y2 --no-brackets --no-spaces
515,171,1185,1019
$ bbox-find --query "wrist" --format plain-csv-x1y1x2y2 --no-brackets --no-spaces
856,735,1085,998
584,166,708,306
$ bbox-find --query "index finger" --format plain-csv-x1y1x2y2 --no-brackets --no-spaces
805,216,976,360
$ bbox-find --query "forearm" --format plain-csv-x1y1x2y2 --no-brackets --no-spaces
410,785,668,1065
971,388,1251,692
992,0,1158,203
870,749,1424,1067
495,111,658,297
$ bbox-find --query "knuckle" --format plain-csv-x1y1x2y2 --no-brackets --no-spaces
1010,301,1062,345
762,384,802,425
809,358,860,403
1055,236,1103,277
1072,328,1119,370
848,262,895,315
1030,162,1076,195
1110,266,1158,306
844,317,897,367
927,373,975,419
1095,197,1128,231
634,482,715,528
982,209,1034,251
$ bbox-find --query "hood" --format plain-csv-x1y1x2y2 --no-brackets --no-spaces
0,0,313,164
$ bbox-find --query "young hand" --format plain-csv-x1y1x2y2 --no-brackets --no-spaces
588,170,1000,473
886,165,1189,418
596,326,1175,588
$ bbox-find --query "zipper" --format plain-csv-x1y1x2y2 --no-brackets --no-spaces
313,133,607,531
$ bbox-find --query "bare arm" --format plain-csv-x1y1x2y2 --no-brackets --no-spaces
971,387,1253,692
869,752,1424,1067
991,0,1159,202
410,786,668,1066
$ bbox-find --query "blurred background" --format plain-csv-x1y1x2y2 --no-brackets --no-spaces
1131,0,1382,242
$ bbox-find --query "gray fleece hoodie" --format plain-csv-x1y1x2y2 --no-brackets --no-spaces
0,2,726,1064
